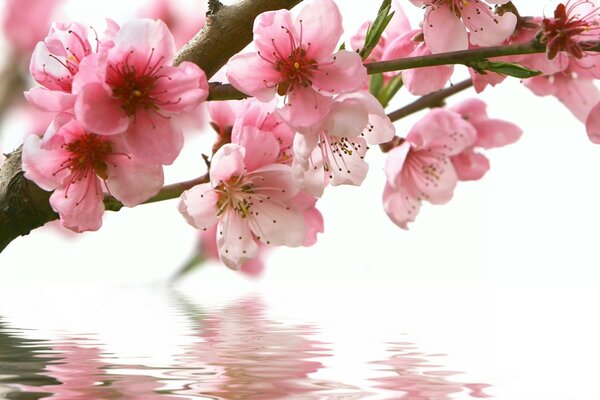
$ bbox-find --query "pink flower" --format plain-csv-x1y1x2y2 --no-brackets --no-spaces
293,91,395,197
449,98,522,181
409,0,517,53
178,140,308,269
382,29,454,95
73,19,209,164
25,21,95,113
2,0,64,57
226,0,367,127
22,117,164,232
382,109,476,229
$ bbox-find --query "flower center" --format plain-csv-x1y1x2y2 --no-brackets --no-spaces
274,46,318,96
62,134,113,180
542,1,600,59
107,50,165,116
433,0,469,18
215,176,255,219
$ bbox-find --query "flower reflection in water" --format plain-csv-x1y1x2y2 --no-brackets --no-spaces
371,341,491,399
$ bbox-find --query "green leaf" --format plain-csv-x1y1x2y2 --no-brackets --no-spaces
360,0,394,61
467,59,542,79
377,74,403,108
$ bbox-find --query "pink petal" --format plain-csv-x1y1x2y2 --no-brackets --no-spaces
407,109,477,156
210,144,246,186
178,183,219,230
209,100,243,132
292,154,326,198
25,88,75,113
253,9,297,57
339,91,396,145
75,82,129,135
384,142,411,188
152,62,208,113
472,119,522,149
50,176,104,233
111,19,175,67
324,98,369,138
462,5,516,47
423,6,468,53
312,50,367,95
125,112,183,165
217,211,259,270
324,136,369,188
298,0,343,60
585,101,600,144
451,148,490,181
21,134,67,191
226,53,279,101
382,183,421,230
251,163,300,201
449,98,487,123
302,206,324,246
106,156,164,207
405,149,458,204
278,86,333,128
248,202,306,247
403,50,454,95
236,126,280,170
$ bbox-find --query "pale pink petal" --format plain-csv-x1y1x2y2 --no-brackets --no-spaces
449,98,488,122
384,142,411,188
178,183,219,230
423,6,468,53
209,100,243,132
405,149,458,204
106,156,164,207
210,144,246,186
125,112,183,165
218,211,259,270
339,91,396,145
21,134,68,191
236,127,280,170
382,183,421,230
312,50,367,95
463,5,516,47
226,53,280,101
253,9,297,57
298,0,343,60
249,202,306,247
523,75,557,97
407,109,477,156
473,118,522,149
388,0,413,39
403,45,454,95
50,176,104,232
251,163,300,201
451,148,490,181
585,101,600,144
554,77,600,122
152,62,209,113
293,128,320,159
302,207,324,246
324,98,369,138
470,69,506,93
279,86,333,127
75,83,129,135
24,88,75,113
292,154,326,198
111,19,175,67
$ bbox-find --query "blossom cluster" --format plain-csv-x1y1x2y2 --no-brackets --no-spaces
13,0,600,273
22,18,209,231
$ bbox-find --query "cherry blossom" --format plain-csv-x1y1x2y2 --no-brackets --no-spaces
383,109,476,229
25,21,95,113
226,0,367,127
409,0,517,53
449,98,522,181
73,19,209,164
178,141,309,269
293,91,395,197
22,117,163,232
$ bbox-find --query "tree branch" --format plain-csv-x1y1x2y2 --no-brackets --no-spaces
0,0,304,253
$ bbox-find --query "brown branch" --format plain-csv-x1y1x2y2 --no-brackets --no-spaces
0,0,304,253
